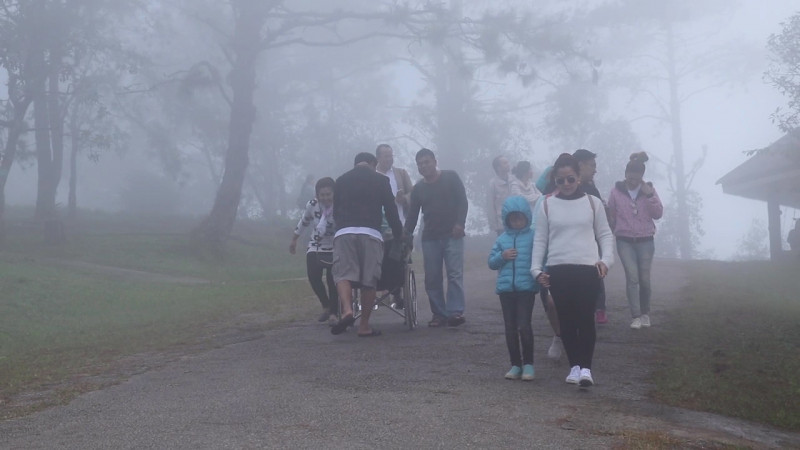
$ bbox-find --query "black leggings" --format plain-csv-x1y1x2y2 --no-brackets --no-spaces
548,265,600,369
306,252,338,313
499,291,535,367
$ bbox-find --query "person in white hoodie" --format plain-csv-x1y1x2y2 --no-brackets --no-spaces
531,153,614,388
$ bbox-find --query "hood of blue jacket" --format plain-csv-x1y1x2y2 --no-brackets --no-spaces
535,166,553,194
501,195,532,233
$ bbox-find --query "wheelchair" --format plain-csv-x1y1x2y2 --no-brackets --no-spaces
343,238,418,330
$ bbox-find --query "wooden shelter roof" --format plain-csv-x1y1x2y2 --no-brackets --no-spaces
716,130,800,209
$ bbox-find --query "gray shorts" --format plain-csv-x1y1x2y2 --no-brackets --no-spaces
332,234,384,288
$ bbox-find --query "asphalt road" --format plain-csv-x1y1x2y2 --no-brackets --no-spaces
1,256,798,449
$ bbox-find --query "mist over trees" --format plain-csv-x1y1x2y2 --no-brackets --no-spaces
1,0,797,258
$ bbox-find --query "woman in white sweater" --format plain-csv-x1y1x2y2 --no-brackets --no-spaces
531,153,614,388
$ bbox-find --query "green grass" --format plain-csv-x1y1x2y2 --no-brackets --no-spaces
0,210,312,417
651,260,800,431
2,209,306,281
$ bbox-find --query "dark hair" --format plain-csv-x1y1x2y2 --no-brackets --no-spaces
551,153,580,183
375,144,392,157
511,161,531,179
354,152,377,166
415,147,436,161
315,177,335,194
625,152,649,174
492,155,507,173
572,148,596,162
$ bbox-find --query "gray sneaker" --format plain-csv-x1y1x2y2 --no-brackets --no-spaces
640,314,651,327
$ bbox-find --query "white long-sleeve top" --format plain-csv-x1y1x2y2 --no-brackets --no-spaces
531,194,614,278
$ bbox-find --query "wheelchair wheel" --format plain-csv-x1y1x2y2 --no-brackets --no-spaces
404,269,417,330
338,288,362,321
352,288,362,320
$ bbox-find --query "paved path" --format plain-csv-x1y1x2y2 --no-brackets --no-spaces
1,257,798,448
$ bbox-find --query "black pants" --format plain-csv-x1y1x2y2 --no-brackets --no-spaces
306,252,338,313
595,278,606,311
548,265,600,369
499,291,535,367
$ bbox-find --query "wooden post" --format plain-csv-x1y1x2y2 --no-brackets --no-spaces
767,200,782,261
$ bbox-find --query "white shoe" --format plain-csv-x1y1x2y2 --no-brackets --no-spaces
640,314,651,327
565,365,581,384
630,317,642,329
579,368,594,387
548,336,562,360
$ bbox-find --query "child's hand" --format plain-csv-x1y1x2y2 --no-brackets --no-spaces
502,248,518,260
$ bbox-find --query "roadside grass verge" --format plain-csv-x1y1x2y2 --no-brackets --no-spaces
2,209,305,281
651,260,800,431
0,211,314,418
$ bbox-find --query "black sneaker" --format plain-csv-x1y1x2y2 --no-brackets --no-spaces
317,310,331,322
447,314,465,327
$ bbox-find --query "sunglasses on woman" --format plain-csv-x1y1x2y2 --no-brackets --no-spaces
555,176,577,185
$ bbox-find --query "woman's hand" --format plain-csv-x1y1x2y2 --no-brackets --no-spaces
537,273,550,288
596,261,608,278
289,237,298,254
640,181,654,196
502,249,517,260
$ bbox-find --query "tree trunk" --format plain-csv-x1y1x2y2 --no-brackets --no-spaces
33,74,54,221
68,114,79,218
0,98,33,245
193,2,267,249
48,54,65,208
665,25,693,260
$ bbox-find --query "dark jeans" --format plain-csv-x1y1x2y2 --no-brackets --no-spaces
548,265,600,370
306,252,338,314
499,291,535,367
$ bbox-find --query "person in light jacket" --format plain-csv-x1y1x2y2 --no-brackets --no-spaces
607,152,663,330
488,196,540,381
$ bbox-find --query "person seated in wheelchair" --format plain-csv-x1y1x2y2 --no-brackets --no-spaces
377,211,410,309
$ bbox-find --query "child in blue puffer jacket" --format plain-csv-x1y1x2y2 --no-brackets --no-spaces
488,195,540,381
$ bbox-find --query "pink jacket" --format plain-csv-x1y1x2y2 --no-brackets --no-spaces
607,181,663,238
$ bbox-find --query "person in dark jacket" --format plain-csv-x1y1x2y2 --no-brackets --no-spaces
573,148,611,325
488,196,540,381
404,148,469,327
330,152,402,337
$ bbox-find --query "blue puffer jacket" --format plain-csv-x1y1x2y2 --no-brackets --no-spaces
488,196,539,294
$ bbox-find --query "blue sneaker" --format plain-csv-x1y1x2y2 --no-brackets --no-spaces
522,364,535,381
504,366,522,380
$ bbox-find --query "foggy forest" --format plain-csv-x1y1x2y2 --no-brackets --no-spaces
3,1,800,445
1,0,800,259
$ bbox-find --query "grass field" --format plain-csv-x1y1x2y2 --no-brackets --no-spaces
0,210,311,418
651,259,800,431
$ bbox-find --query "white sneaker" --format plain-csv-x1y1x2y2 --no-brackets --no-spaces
547,336,562,360
565,365,581,384
630,317,642,329
640,314,651,327
579,368,594,387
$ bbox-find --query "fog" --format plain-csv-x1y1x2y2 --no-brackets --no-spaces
1,0,798,259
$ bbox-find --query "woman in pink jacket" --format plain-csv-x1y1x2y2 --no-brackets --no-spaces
607,152,663,330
